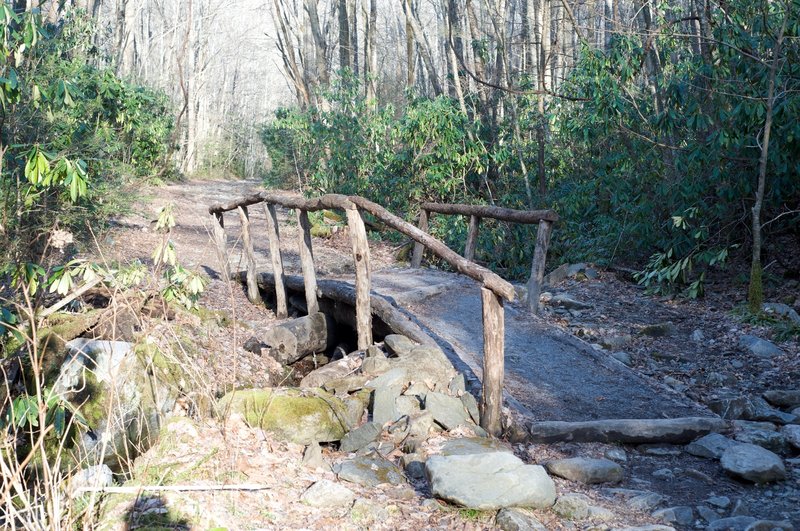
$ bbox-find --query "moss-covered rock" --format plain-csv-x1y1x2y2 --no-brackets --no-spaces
53,338,187,470
311,223,333,238
38,310,101,382
217,388,349,444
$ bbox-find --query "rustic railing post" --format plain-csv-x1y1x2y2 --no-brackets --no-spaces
296,209,320,314
411,209,429,268
263,203,288,319
237,206,261,304
480,287,504,437
464,215,480,261
211,212,230,281
346,205,373,349
527,220,553,314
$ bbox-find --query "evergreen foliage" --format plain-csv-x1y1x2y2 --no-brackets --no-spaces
0,8,174,266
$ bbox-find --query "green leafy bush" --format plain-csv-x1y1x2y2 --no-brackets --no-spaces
0,8,174,266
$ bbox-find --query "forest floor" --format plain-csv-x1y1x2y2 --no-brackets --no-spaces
88,178,800,530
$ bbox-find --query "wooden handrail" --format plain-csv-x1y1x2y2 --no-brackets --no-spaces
421,202,559,224
208,192,515,301
413,201,556,314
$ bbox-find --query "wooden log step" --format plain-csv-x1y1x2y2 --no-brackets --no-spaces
526,417,730,444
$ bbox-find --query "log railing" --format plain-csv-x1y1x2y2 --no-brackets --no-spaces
412,202,558,314
208,192,540,436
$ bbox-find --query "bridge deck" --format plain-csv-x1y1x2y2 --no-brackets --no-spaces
367,268,710,422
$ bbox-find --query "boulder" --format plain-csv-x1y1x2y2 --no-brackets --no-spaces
652,506,694,527
335,455,404,487
363,345,456,390
720,443,786,483
460,392,481,424
55,339,182,469
743,397,798,425
424,392,471,430
781,425,800,450
262,313,337,364
367,367,410,389
707,395,751,420
425,452,555,510
697,506,720,523
395,395,422,418
628,493,668,512
301,441,330,471
217,388,349,444
340,422,382,453
300,354,362,388
495,508,548,531
545,457,623,484
739,335,784,358
553,493,591,519
300,479,355,508
383,334,416,357
763,389,800,409
322,374,370,396
372,384,403,425
734,428,787,453
543,264,570,287
439,437,512,456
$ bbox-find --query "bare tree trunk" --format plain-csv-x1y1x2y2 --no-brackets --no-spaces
306,0,330,87
404,0,415,87
349,0,359,77
749,0,790,312
364,0,377,99
403,0,443,95
338,0,351,70
536,0,551,195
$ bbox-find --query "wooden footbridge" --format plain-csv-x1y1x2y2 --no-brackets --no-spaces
208,192,557,436
208,191,716,440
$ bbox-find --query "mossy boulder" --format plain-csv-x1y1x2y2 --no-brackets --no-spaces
311,223,333,238
38,310,101,382
52,338,185,470
217,388,350,444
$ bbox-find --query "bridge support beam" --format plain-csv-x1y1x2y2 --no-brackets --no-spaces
346,206,373,349
211,212,230,282
296,209,320,315
263,203,288,319
480,287,504,437
238,206,262,304
527,220,553,314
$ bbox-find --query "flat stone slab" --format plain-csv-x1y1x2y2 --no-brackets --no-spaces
300,479,355,508
335,455,404,487
371,269,715,422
